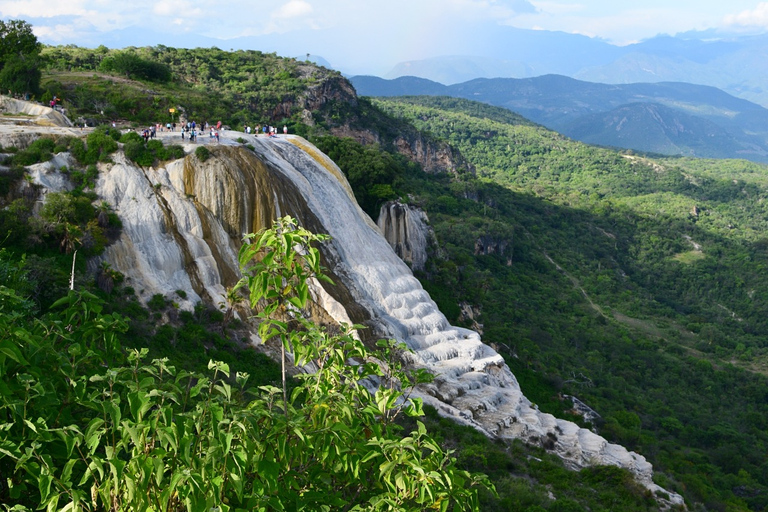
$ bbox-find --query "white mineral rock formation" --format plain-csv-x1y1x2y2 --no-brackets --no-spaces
0,95,73,127
377,200,432,271
34,130,681,506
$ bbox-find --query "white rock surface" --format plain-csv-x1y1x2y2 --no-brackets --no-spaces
377,200,432,271
0,95,73,127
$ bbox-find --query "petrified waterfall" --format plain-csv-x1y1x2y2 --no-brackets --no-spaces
70,134,682,505
377,201,432,271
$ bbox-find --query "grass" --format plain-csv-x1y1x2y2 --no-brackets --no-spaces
672,250,706,264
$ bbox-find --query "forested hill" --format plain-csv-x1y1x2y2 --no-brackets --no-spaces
5,44,768,510
350,74,768,163
365,95,768,510
40,45,355,130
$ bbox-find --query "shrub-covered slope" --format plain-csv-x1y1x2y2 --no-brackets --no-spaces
369,95,768,510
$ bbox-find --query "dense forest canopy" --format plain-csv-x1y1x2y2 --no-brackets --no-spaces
369,95,768,511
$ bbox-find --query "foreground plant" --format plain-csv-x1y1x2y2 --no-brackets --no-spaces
0,217,492,511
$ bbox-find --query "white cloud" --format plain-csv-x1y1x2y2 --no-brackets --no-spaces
0,0,91,18
151,0,204,28
257,0,319,35
530,1,586,15
723,2,768,29
273,0,313,20
33,23,81,42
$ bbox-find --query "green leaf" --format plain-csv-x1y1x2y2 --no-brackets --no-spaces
257,459,280,490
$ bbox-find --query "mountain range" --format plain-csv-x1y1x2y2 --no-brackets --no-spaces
374,28,768,109
350,74,768,162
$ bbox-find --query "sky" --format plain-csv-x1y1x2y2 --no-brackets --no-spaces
4,0,768,75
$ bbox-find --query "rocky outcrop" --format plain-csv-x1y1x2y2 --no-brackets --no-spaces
23,129,682,507
288,75,471,175
393,135,472,175
274,72,358,125
377,200,433,271
458,302,483,334
474,234,511,257
0,95,73,127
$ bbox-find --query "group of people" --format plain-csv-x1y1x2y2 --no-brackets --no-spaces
141,125,156,142
132,118,288,145
243,124,288,137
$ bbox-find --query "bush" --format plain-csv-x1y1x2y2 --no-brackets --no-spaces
147,293,166,310
69,164,99,190
119,131,143,144
99,51,171,82
0,219,493,511
70,126,118,165
124,138,184,167
11,137,55,166
195,145,210,162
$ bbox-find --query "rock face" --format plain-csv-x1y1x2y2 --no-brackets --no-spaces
392,135,470,175
377,200,433,271
0,95,73,127
28,131,681,507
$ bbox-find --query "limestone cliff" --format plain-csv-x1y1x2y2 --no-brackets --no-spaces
23,126,682,506
300,76,473,175
0,95,73,128
377,200,433,271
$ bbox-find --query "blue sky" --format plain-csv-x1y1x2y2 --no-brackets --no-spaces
4,0,768,74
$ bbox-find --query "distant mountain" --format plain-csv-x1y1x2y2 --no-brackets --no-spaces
350,76,448,97
350,74,768,162
378,30,768,108
574,33,768,106
384,56,535,86
559,102,765,159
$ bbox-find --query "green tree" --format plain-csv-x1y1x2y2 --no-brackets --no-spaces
0,20,41,96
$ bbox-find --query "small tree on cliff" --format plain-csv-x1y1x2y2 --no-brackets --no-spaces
0,20,41,97
0,217,493,511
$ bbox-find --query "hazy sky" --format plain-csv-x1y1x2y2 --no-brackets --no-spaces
5,0,768,74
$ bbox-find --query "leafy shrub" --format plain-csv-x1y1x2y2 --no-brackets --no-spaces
0,166,25,195
161,143,184,160
122,140,149,166
147,293,166,310
69,164,99,190
124,138,184,167
99,51,171,82
11,137,55,166
0,219,492,511
69,126,119,165
119,131,143,144
195,145,209,161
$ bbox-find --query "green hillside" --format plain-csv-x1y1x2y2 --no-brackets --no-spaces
369,95,768,510
39,45,349,132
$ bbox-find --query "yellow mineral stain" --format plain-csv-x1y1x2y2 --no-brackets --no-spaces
287,137,357,203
